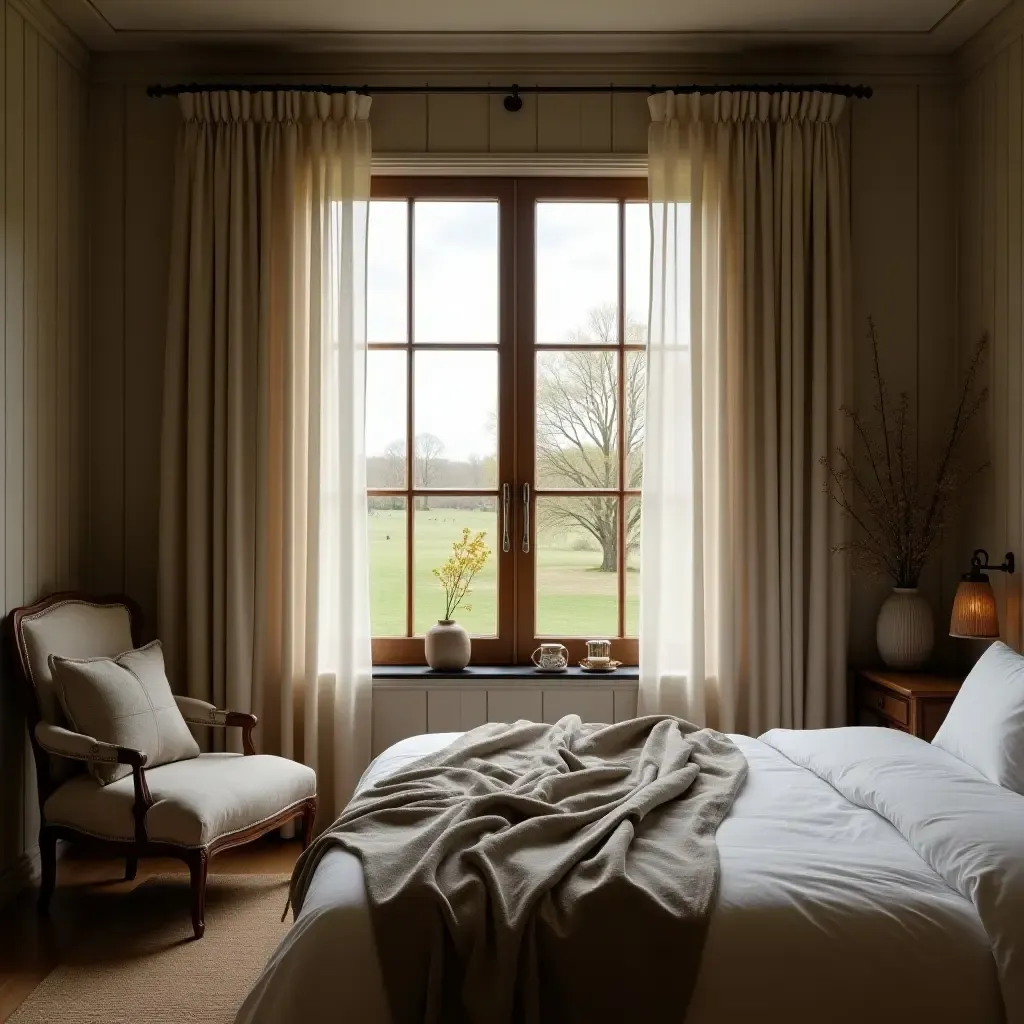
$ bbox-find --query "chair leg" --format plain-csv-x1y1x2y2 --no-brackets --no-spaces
125,853,138,881
37,827,58,914
187,849,209,940
300,798,317,850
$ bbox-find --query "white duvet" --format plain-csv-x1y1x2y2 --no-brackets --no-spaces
237,727,1023,1024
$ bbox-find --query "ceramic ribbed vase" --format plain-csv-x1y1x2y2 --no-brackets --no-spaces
876,588,934,669
424,620,471,671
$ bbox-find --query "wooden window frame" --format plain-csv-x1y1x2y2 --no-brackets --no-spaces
514,178,646,668
369,178,516,666
368,177,647,667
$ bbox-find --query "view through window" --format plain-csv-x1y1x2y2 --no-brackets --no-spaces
366,179,648,665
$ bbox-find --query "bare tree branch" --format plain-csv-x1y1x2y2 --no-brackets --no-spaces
824,324,989,587
535,304,645,571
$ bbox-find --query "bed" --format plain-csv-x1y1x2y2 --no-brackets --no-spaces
236,720,1023,1024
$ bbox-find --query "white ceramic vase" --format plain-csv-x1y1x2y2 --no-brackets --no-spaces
424,620,471,671
876,588,934,669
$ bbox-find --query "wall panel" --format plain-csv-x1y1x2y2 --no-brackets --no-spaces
373,680,637,750
122,87,176,628
371,92,427,153
22,24,35,604
426,688,488,732
0,0,88,905
957,8,1024,661
6,7,23,615
848,86,921,663
427,92,489,151
37,37,56,593
86,81,124,595
542,688,614,724
371,689,427,756
487,688,543,723
488,90,537,152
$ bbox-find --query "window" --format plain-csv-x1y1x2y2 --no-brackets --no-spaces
367,178,648,665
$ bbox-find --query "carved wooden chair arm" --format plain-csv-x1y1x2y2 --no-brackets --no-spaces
35,722,153,842
174,696,258,755
36,721,145,767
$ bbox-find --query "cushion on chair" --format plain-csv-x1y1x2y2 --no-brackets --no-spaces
22,600,134,728
49,641,200,785
44,752,317,847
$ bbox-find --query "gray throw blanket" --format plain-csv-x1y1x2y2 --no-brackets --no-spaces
290,714,747,1024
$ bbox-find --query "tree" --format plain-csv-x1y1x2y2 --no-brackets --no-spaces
377,439,406,509
535,304,645,572
415,432,445,510
383,439,405,483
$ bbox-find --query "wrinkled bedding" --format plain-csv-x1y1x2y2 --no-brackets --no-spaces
237,727,1015,1024
288,716,748,1024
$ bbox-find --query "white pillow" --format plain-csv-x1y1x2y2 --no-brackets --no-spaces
49,640,200,785
932,640,1024,794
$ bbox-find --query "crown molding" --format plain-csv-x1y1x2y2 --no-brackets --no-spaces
12,0,89,71
35,0,1011,59
73,27,991,57
956,0,1024,76
61,28,973,55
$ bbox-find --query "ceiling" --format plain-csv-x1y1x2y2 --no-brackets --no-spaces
43,0,1012,52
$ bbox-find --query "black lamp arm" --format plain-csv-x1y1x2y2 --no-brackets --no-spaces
965,549,1016,581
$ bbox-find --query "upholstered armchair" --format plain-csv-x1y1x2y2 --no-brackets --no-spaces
7,593,317,938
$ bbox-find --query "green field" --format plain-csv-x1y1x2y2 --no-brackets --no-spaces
368,506,639,638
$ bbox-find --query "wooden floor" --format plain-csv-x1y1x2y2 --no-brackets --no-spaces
0,837,302,1022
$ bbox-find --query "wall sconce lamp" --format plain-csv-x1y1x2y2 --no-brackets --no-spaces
949,549,1015,639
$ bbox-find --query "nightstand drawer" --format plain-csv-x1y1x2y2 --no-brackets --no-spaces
861,686,909,727
850,669,963,741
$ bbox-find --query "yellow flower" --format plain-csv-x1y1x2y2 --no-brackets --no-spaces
433,527,491,621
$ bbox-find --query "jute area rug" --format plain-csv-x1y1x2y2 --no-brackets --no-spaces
9,874,290,1024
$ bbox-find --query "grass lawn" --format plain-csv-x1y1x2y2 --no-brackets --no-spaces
368,506,639,639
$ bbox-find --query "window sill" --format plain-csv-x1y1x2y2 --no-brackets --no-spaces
372,665,638,688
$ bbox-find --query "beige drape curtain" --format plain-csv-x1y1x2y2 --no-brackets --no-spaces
159,90,373,820
640,91,850,734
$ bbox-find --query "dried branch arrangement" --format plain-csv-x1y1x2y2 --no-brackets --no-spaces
822,319,989,588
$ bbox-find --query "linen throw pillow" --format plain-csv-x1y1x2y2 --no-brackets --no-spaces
49,640,200,785
932,640,1024,795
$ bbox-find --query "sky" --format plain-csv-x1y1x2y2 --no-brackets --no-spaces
365,198,651,467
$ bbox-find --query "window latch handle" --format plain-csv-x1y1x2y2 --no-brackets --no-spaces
501,483,511,553
522,483,531,554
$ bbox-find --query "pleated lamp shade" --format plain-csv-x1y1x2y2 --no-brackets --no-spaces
949,580,1000,639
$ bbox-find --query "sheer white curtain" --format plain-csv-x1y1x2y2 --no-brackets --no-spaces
640,91,850,734
315,119,373,816
159,90,373,823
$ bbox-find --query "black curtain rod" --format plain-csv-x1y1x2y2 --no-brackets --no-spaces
146,81,872,111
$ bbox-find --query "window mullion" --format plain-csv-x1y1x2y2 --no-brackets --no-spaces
617,200,627,641
513,180,537,664
405,197,415,640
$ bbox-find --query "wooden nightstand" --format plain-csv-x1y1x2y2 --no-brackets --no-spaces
852,669,964,741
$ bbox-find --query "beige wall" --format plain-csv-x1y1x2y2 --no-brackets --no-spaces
848,79,960,669
85,55,960,673
957,1,1024,662
0,0,88,902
